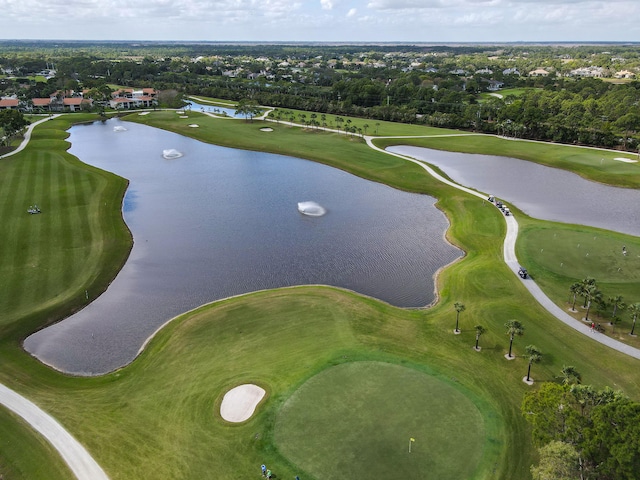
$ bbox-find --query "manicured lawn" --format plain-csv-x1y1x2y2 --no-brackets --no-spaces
275,361,488,480
517,217,640,341
1,111,640,480
0,406,71,480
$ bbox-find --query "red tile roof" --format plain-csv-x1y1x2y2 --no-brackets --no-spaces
32,98,52,106
0,98,19,107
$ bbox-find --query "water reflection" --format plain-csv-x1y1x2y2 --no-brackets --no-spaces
25,120,461,375
389,146,640,237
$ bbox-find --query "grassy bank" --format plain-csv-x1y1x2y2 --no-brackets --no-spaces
1,111,639,479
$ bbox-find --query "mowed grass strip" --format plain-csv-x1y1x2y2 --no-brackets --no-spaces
0,406,72,480
0,115,131,338
274,361,486,480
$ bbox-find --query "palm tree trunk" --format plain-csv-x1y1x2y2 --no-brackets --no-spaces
508,336,514,357
526,362,532,381
475,336,479,349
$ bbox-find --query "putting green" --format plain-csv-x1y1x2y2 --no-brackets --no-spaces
274,361,486,480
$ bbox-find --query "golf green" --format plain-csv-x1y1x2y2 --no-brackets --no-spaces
274,361,486,480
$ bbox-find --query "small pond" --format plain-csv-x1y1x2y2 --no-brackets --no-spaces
186,100,244,118
24,120,461,375
388,146,640,237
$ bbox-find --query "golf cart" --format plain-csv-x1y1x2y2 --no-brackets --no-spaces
518,267,528,279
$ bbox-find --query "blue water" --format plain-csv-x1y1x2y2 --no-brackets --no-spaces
25,119,461,375
389,146,640,237
186,100,245,118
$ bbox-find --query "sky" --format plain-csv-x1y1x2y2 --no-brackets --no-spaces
1,0,639,43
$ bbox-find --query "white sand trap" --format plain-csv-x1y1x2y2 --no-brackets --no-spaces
179,116,189,119
220,384,266,422
138,112,150,116
260,127,274,132
176,111,185,115
614,157,638,163
188,124,199,128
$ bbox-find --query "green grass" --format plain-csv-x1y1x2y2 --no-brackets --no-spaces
0,114,131,338
274,361,488,480
0,406,71,480
516,218,640,341
1,110,640,480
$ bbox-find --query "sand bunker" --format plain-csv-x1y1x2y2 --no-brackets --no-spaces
138,112,150,116
614,157,638,163
188,124,199,128
176,111,185,115
260,127,274,132
179,116,189,119
220,384,266,422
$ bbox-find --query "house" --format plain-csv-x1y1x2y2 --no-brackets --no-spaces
615,70,636,79
486,80,504,91
528,68,549,77
109,88,157,109
63,97,92,112
503,68,520,76
31,98,53,111
0,98,19,110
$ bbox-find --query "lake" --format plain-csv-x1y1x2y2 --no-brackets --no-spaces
24,120,461,375
388,146,640,237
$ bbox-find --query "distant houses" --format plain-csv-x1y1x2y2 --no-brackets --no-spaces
109,88,158,109
0,87,157,112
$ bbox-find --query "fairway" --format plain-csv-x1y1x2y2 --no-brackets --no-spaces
274,361,486,480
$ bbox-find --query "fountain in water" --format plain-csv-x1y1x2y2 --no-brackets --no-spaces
162,149,184,159
297,201,326,217
113,126,127,132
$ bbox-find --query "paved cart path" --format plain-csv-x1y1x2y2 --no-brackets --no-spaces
0,383,109,480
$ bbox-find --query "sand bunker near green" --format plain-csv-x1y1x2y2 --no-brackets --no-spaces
219,384,266,423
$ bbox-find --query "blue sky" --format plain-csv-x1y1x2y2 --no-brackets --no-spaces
1,0,639,42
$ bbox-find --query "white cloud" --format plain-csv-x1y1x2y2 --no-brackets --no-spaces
0,0,639,41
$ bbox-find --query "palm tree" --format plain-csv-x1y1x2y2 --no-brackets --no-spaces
608,295,625,320
363,123,369,135
375,122,380,135
580,277,596,308
583,284,602,322
628,303,640,336
524,345,542,382
560,365,582,385
335,116,344,132
569,282,582,311
505,320,524,358
454,302,465,333
474,325,486,350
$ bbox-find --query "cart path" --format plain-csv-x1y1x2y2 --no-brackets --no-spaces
0,114,61,159
0,383,109,479
365,135,640,360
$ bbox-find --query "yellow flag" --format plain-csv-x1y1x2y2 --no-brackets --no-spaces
410,438,415,442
